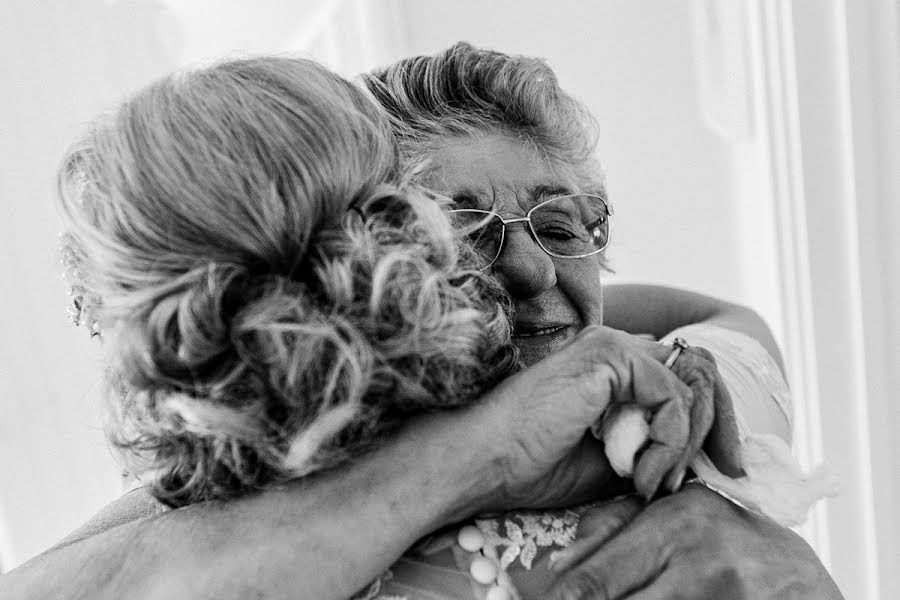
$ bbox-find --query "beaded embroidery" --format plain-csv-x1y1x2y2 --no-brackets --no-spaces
474,507,583,570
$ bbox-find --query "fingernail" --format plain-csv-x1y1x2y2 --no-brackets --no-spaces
642,477,662,502
669,469,686,492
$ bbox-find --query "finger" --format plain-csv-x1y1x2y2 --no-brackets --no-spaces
624,567,750,600
623,569,700,600
604,331,694,412
628,335,676,364
548,495,643,573
551,551,661,600
633,393,691,499
669,347,743,478
625,341,695,414
549,516,670,600
595,331,695,498
629,337,712,493
671,383,713,491
665,353,715,491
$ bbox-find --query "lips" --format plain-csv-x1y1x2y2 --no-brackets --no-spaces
513,323,569,338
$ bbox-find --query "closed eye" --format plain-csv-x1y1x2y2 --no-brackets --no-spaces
538,226,579,240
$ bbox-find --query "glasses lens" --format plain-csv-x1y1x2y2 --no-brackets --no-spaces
530,195,610,257
448,210,504,264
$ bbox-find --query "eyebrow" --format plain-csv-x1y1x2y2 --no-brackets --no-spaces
529,184,574,205
451,184,580,210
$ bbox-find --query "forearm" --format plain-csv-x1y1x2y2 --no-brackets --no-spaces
3,409,496,600
604,283,785,372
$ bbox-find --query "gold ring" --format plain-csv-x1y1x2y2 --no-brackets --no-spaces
664,337,689,369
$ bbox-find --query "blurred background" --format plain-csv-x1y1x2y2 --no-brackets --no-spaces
1,1,897,597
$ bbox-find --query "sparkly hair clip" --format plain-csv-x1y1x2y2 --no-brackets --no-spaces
65,288,83,327
60,236,101,338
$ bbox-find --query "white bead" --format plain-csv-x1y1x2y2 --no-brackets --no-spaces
469,556,498,585
485,584,512,600
457,525,485,552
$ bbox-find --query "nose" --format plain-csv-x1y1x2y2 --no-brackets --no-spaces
492,223,557,299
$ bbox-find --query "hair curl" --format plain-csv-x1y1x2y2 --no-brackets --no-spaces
59,56,517,506
361,41,605,192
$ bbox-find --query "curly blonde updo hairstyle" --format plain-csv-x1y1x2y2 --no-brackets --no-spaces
59,56,517,507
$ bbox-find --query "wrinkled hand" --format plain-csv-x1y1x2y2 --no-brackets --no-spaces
629,338,744,481
479,326,705,511
549,484,844,599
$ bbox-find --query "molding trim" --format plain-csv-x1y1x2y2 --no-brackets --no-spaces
748,0,897,598
743,0,833,563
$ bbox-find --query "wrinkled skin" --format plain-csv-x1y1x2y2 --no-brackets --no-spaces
422,134,605,368
424,134,741,501
549,485,843,600
483,326,716,510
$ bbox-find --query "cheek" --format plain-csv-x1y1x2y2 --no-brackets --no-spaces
556,257,604,326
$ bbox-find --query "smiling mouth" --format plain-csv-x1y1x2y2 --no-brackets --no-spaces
514,324,569,338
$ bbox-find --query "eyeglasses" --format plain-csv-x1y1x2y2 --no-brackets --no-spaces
447,194,613,268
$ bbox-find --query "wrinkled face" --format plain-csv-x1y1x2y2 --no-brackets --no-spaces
422,134,606,366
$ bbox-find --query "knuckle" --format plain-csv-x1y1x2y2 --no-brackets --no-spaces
704,562,752,599
577,324,615,347
690,345,716,364
574,325,627,361
673,497,717,539
673,378,694,401
576,323,605,341
694,360,717,381
682,357,717,387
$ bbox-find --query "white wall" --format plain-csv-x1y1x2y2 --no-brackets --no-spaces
0,0,165,570
790,1,900,598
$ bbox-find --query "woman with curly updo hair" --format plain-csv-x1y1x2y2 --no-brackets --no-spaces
58,56,517,507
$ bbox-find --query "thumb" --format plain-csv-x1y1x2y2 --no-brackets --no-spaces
548,495,643,573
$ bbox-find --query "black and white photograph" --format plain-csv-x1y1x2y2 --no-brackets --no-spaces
1,1,897,598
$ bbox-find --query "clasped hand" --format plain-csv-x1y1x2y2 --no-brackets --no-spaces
480,325,737,510
465,325,841,599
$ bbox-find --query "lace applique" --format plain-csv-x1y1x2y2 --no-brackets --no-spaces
474,507,583,570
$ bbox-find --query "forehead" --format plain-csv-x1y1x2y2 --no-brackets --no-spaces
421,134,574,206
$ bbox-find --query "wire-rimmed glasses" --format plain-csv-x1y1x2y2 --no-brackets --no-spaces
447,193,613,268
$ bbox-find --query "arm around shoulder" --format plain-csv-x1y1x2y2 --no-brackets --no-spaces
1,409,499,600
603,283,785,373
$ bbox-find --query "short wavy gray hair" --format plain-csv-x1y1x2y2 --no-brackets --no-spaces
361,41,604,192
59,56,517,506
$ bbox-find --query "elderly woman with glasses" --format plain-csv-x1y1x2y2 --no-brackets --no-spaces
5,46,840,600
353,42,834,599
